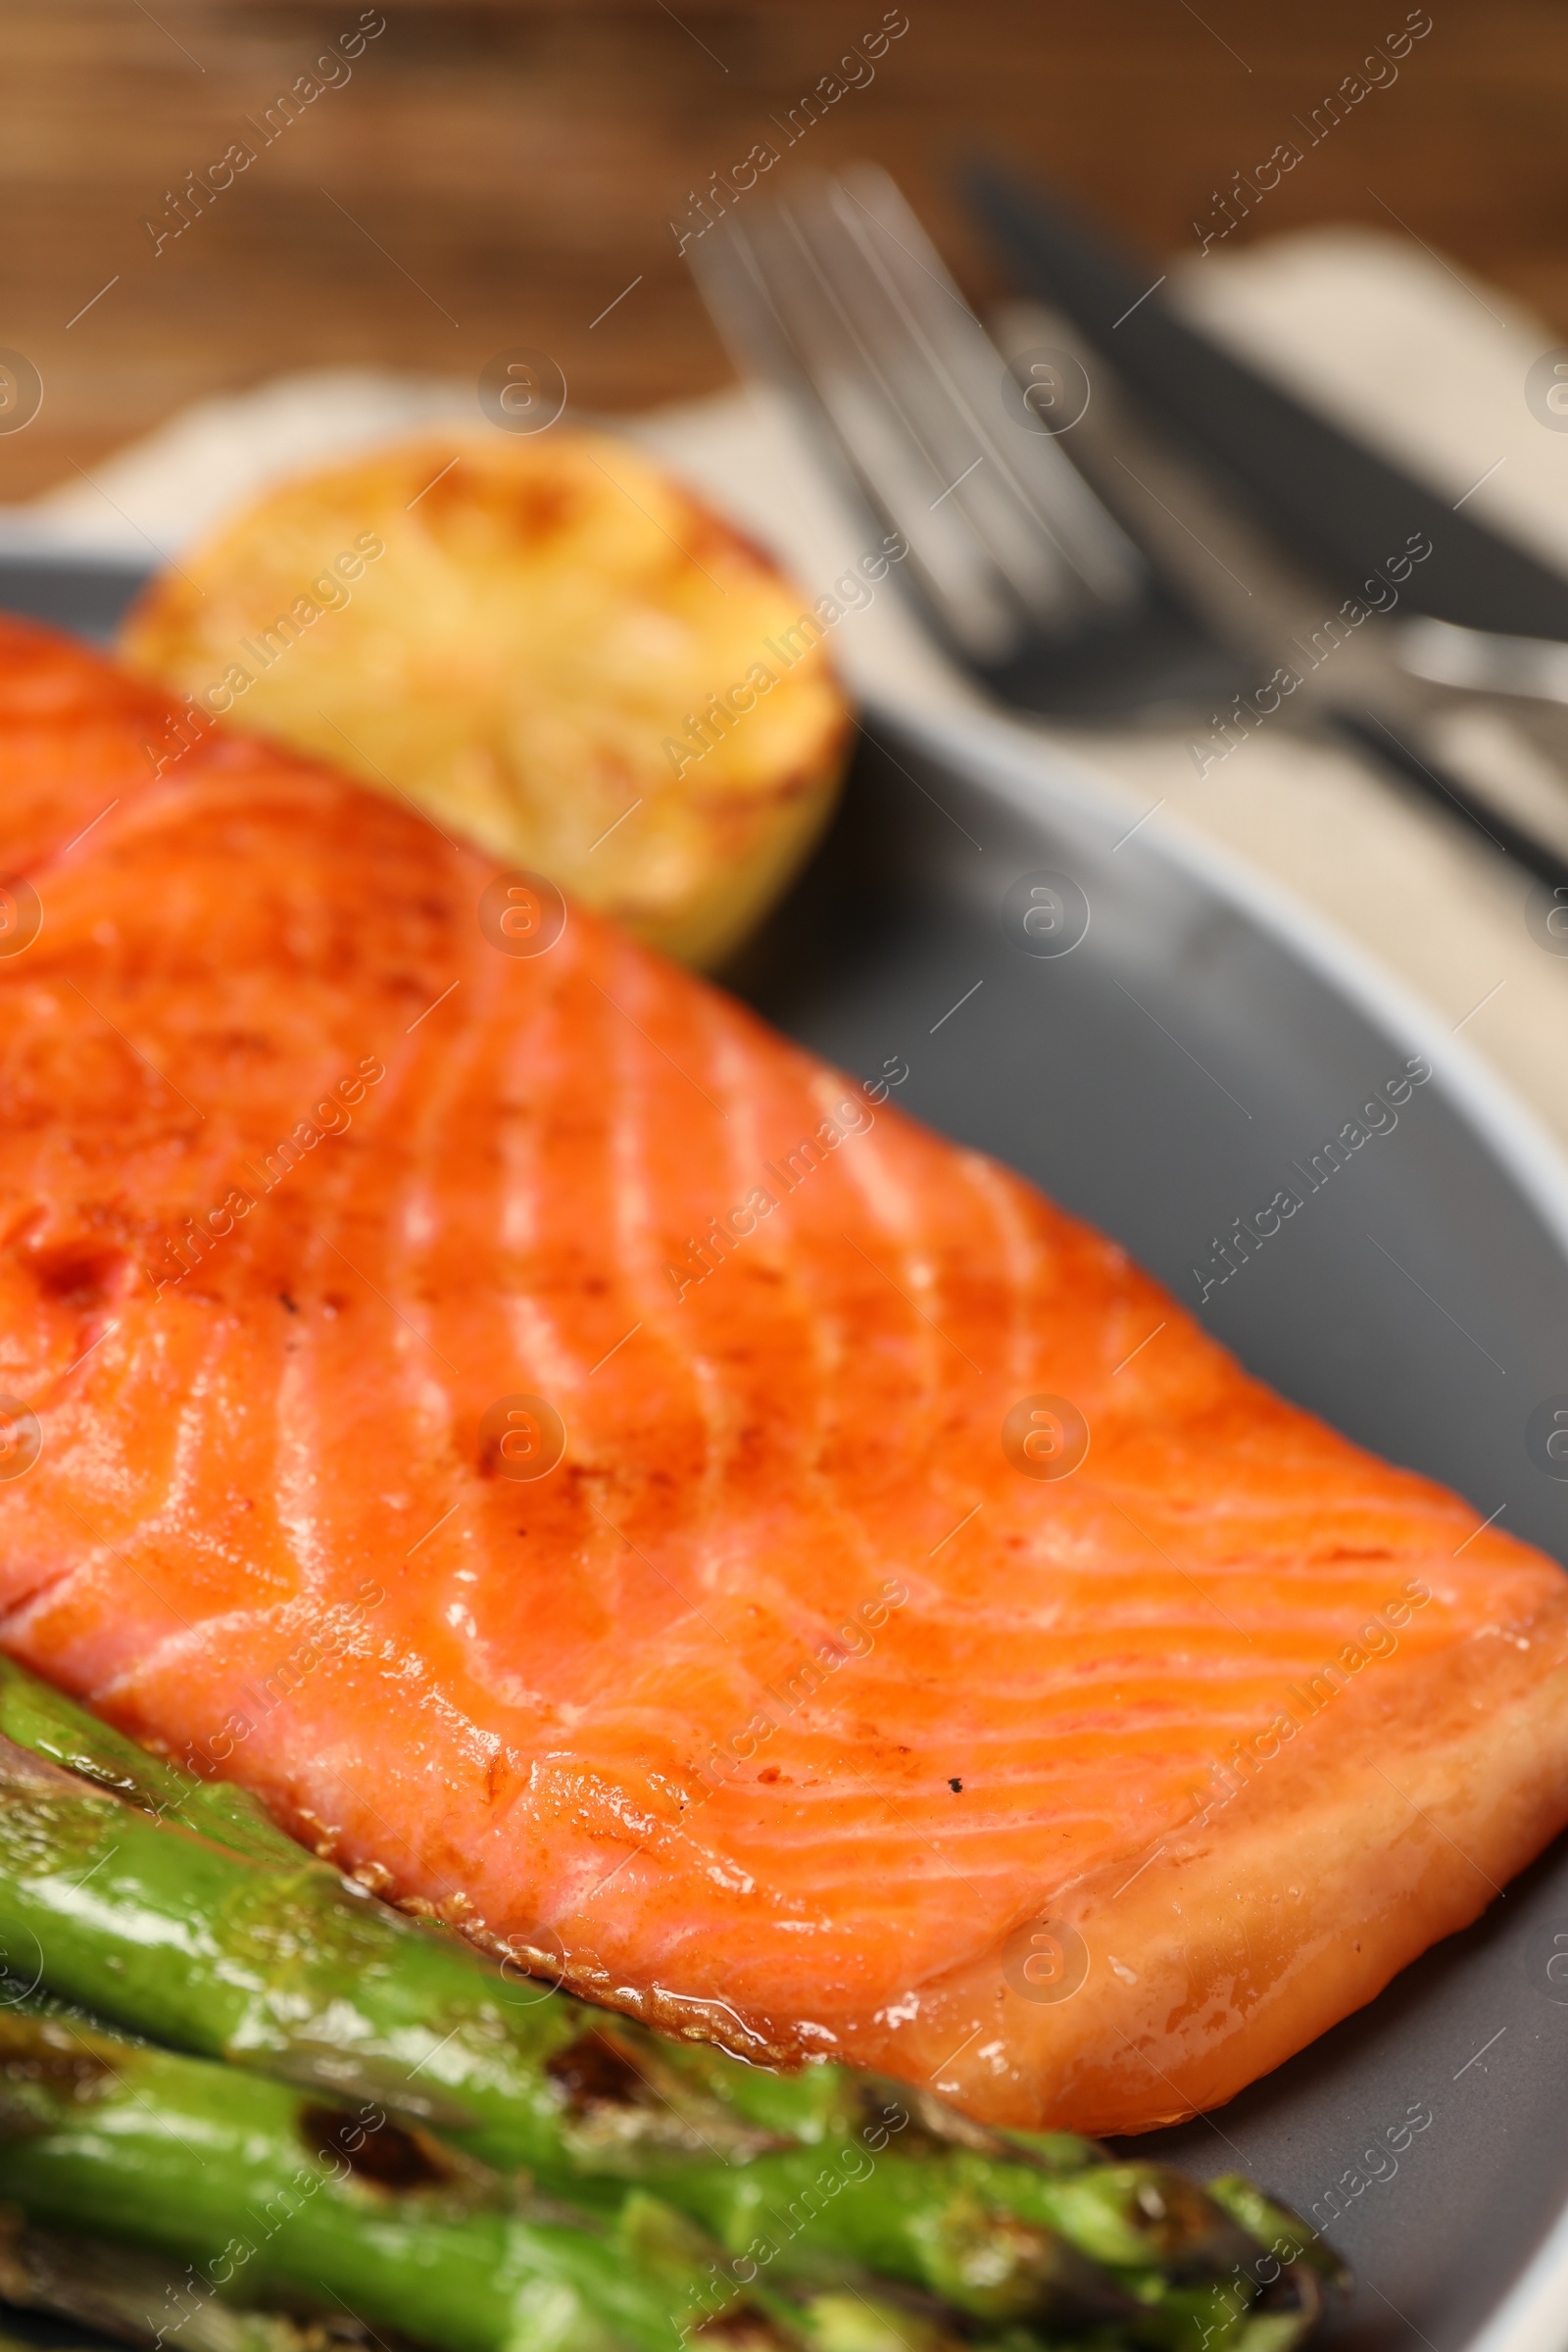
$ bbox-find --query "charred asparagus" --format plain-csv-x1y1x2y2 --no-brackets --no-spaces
0,1654,1338,2348
0,2002,753,2352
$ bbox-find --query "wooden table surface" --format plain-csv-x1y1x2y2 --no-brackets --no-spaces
3,0,1566,501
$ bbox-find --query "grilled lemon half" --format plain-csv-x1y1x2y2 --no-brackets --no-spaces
119,429,852,967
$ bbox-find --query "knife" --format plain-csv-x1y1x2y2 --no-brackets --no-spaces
969,162,1568,883
967,161,1568,644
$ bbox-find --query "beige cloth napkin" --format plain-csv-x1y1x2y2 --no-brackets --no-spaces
13,228,1568,1152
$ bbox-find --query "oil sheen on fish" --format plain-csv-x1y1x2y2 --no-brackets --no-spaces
2,617,1566,2135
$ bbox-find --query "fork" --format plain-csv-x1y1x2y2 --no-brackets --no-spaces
691,164,1568,884
688,164,1249,720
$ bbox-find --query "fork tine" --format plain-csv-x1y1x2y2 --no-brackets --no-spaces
788,192,1080,613
699,202,1031,658
691,164,1144,664
772,196,1046,648
829,168,1141,601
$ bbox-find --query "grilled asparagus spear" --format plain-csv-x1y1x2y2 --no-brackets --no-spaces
0,2213,366,2352
0,1653,1337,2344
0,2204,982,2352
0,1653,305,1869
0,2002,763,2352
0,2004,1320,2352
0,2007,1127,2352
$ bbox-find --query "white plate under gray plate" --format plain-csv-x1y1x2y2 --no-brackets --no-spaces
8,558,1568,2352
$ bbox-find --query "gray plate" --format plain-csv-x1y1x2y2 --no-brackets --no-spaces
8,562,1568,2352
735,703,1568,2352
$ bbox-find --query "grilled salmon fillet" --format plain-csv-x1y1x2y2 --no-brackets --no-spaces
2,616,1566,2135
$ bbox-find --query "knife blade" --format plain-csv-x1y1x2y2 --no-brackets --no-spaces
967,162,1568,643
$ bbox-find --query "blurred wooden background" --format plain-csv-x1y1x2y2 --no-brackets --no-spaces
4,0,1568,499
